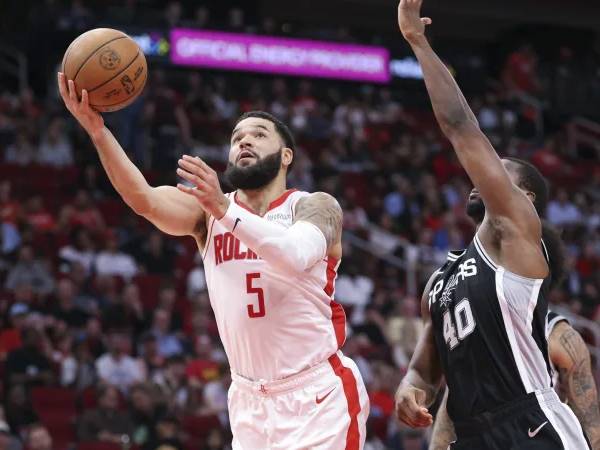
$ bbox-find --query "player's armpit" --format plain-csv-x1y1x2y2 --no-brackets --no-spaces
550,322,600,449
294,192,342,250
143,185,206,238
429,389,457,450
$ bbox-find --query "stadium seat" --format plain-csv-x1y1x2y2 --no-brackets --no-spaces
80,387,98,410
31,386,77,414
37,410,76,450
182,414,222,439
77,442,122,450
134,274,162,310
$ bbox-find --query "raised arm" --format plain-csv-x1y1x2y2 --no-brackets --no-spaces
549,321,600,449
397,1,543,262
395,272,443,428
58,73,205,239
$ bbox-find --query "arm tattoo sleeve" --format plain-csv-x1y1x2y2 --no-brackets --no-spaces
429,391,457,450
294,192,343,249
558,328,600,449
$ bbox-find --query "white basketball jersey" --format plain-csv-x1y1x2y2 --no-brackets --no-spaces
202,189,346,382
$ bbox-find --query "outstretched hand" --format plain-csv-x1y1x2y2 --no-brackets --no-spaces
176,155,230,219
57,72,104,137
398,0,432,45
395,384,434,428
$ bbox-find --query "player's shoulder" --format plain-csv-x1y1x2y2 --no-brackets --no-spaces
292,191,340,210
447,248,467,263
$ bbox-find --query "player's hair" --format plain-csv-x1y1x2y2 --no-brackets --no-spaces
235,110,296,171
505,157,548,214
505,157,566,287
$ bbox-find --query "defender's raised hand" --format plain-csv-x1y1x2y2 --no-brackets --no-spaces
398,0,432,45
176,155,230,219
57,72,104,138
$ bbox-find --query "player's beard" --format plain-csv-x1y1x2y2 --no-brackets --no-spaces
466,197,485,224
224,148,282,190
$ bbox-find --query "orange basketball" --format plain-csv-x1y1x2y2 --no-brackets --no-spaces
62,28,147,112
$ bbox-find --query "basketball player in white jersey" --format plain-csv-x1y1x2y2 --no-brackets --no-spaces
58,72,369,450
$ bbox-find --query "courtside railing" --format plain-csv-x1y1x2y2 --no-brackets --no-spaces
567,116,600,159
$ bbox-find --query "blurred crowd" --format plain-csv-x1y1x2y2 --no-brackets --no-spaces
0,2,600,450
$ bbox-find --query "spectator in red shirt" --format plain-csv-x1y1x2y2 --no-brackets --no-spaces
186,334,220,386
502,43,542,95
0,181,19,225
59,190,105,234
23,196,55,233
0,302,29,359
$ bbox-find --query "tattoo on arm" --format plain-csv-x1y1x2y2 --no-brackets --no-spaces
557,328,600,448
294,192,342,249
429,391,456,450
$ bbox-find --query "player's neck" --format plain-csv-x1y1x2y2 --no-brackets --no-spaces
236,175,288,216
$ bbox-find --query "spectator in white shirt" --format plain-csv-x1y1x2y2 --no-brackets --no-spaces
547,188,582,226
5,245,55,296
150,309,184,358
59,227,96,275
95,232,138,281
37,117,74,167
96,331,146,391
335,263,374,325
3,131,37,166
186,254,206,298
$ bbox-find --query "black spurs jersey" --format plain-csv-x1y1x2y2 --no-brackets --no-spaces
429,233,553,423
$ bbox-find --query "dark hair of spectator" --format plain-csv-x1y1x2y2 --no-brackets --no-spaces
96,383,114,400
166,354,186,366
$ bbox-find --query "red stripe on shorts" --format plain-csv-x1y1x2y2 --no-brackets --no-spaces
328,354,361,450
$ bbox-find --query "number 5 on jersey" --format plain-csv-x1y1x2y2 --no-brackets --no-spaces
246,273,265,318
443,298,476,349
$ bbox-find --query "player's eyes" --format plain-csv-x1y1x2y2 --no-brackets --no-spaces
256,132,266,138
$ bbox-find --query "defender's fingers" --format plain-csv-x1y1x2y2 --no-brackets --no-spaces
421,17,432,25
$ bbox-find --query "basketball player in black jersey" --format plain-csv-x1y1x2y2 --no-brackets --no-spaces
394,0,593,448
430,312,600,449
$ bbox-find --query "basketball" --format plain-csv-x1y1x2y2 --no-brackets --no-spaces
61,28,147,112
